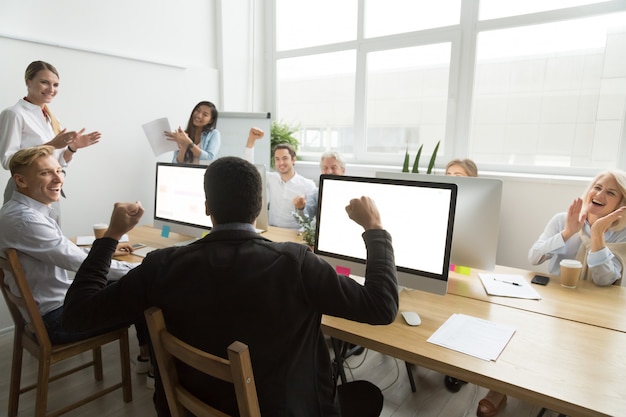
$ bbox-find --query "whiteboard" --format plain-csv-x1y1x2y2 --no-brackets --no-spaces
217,112,271,167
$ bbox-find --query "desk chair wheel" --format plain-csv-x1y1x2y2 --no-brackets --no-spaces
444,375,467,393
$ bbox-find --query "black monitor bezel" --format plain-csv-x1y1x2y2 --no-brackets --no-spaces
313,174,457,282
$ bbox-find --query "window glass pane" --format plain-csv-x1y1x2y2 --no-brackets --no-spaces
276,51,356,156
365,0,461,38
366,44,451,158
470,14,626,170
276,0,357,50
480,0,608,20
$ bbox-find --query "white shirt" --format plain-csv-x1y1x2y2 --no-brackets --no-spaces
0,191,137,315
0,99,68,170
243,147,316,229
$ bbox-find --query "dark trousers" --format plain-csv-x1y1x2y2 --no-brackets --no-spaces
42,304,148,346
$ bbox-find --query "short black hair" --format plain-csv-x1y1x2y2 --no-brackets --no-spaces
204,157,262,224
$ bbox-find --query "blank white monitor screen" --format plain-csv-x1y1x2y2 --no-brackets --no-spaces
154,163,212,238
314,175,457,295
376,172,503,271
154,162,269,237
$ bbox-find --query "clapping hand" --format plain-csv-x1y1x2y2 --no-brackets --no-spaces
590,205,626,237
164,127,192,148
72,130,101,149
562,198,585,241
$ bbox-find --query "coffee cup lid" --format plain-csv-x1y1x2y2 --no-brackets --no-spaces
560,259,582,268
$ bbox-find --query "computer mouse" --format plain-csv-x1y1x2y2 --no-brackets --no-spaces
401,311,421,326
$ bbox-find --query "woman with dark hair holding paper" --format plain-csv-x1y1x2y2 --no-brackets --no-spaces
166,101,220,164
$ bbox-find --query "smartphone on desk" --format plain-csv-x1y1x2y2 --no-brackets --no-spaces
131,243,147,250
531,275,550,285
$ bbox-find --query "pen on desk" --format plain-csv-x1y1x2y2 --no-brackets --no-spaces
493,278,520,286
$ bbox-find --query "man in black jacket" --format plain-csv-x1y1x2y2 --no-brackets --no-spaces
63,156,398,416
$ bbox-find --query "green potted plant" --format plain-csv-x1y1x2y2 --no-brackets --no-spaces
402,140,440,174
270,120,300,168
292,211,316,248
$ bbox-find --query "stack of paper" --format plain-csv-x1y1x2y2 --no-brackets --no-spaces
427,313,516,361
478,273,542,300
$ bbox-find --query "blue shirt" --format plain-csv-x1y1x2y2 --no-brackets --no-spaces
172,129,221,163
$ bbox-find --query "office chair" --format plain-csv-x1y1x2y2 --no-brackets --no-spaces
0,248,132,417
144,307,262,417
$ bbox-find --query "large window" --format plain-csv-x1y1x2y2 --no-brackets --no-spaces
273,0,626,174
365,44,452,157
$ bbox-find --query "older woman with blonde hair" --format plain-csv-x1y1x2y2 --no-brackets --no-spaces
529,169,626,286
445,158,478,177
458,169,626,417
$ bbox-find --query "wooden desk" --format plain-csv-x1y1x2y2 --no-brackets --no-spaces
115,225,304,262
322,289,626,417
447,265,626,332
118,225,626,415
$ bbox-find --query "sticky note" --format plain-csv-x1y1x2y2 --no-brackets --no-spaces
336,266,351,276
449,264,456,271
455,265,472,275
161,225,170,238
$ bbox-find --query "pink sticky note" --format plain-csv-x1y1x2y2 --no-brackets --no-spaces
336,266,351,276
449,263,456,271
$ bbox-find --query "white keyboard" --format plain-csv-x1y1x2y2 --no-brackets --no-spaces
132,246,158,258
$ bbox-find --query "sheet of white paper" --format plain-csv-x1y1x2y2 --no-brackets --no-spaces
76,234,129,246
478,273,542,300
142,118,177,157
427,313,516,361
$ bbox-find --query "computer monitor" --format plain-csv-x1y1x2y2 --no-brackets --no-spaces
254,164,269,232
154,163,212,238
153,162,269,238
314,175,457,295
376,171,502,271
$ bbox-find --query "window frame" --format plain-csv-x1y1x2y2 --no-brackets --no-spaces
270,0,626,175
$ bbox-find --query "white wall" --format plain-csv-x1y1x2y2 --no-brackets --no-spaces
0,0,221,332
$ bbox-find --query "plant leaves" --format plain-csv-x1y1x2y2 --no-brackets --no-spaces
412,145,423,173
427,140,440,174
402,148,409,172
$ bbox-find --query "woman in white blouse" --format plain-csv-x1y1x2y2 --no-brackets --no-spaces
0,61,101,214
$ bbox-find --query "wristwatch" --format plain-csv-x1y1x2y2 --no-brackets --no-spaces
187,142,194,152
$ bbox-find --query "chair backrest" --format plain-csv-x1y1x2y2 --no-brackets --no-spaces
1,248,52,350
144,307,261,417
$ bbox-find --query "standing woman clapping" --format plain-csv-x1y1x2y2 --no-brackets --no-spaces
0,61,101,219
